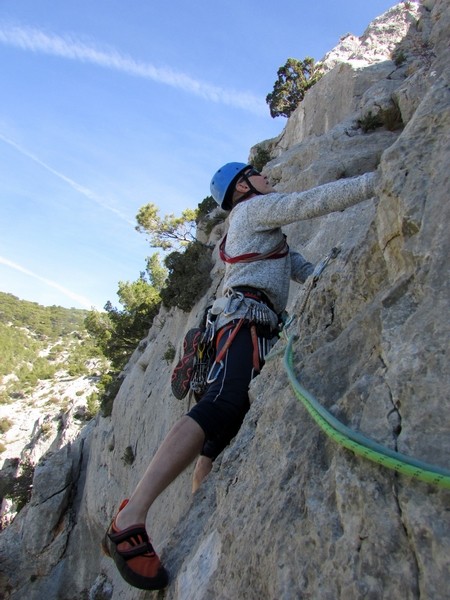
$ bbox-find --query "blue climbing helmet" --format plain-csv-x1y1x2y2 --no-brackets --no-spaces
210,162,250,210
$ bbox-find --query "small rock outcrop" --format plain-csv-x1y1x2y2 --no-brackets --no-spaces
1,2,449,598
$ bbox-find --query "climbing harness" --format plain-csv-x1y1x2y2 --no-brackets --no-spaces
205,288,280,385
268,247,450,490
172,288,278,402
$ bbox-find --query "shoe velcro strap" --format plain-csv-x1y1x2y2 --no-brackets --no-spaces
108,524,148,545
108,525,157,560
117,542,156,560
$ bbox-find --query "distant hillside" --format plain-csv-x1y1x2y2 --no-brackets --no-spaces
0,292,97,384
0,292,108,525
0,290,104,405
0,291,88,340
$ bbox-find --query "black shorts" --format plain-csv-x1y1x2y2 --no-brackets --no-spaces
187,324,254,461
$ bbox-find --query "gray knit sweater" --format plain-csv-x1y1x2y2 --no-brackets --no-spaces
218,172,377,321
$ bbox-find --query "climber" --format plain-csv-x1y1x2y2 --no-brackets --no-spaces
103,162,378,591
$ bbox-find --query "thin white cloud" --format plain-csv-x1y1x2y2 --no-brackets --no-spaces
0,23,267,116
0,132,134,225
0,256,95,309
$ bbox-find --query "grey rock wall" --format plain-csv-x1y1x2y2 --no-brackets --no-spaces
1,2,449,599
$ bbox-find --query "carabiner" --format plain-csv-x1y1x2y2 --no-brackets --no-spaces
207,360,224,384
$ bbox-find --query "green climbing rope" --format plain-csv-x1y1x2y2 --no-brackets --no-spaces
284,335,450,490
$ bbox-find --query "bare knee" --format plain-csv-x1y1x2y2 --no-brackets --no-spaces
192,456,213,493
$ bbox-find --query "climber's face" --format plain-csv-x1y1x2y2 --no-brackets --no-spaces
236,168,275,195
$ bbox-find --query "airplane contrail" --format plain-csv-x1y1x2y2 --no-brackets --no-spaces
0,256,96,309
0,23,267,115
0,132,135,225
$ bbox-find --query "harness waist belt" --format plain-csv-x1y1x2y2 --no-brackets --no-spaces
233,286,275,312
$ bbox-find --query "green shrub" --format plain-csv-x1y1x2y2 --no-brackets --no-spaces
0,391,13,405
161,242,213,312
163,342,176,364
86,392,100,419
0,417,13,434
358,110,384,133
86,278,160,372
392,49,407,66
46,396,61,406
196,195,226,236
0,322,39,378
67,359,89,377
358,102,403,133
13,359,56,388
196,196,217,222
40,422,53,438
0,457,34,512
203,213,226,237
252,147,273,171
122,445,135,465
98,372,124,417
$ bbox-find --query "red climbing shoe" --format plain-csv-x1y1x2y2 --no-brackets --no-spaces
102,500,168,590
171,327,202,399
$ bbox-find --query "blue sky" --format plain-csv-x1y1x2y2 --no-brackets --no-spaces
0,0,398,310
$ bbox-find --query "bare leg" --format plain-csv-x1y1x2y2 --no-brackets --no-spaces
192,456,213,493
116,415,205,528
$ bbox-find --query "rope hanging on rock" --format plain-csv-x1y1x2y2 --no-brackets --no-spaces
284,336,450,490
268,246,450,490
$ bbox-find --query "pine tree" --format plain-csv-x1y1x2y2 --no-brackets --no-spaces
266,57,323,118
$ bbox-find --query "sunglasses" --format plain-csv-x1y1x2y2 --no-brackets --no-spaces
241,168,261,179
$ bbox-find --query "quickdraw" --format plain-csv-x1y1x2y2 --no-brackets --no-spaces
206,317,275,385
207,319,245,384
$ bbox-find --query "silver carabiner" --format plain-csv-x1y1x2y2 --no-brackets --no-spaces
207,360,224,384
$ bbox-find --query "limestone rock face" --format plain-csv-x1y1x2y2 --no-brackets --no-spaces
1,2,449,599
274,2,422,151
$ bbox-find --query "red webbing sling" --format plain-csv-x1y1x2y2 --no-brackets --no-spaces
219,234,289,264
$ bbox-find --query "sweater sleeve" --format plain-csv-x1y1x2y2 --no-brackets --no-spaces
290,251,314,283
249,172,378,231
